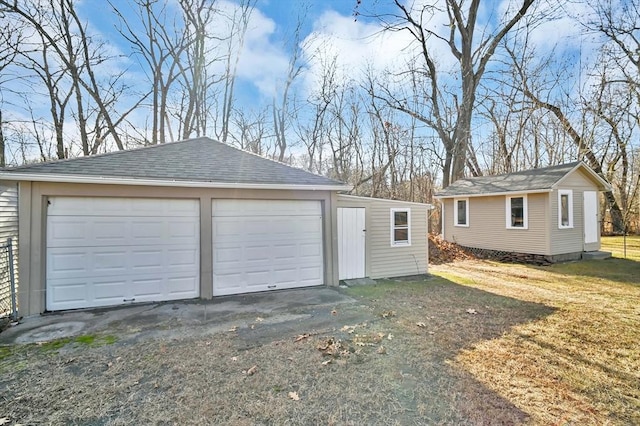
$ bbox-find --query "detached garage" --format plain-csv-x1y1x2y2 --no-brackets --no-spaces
0,137,430,316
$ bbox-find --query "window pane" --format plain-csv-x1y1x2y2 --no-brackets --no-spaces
561,194,569,226
394,211,408,227
394,228,408,242
457,200,466,225
510,197,524,227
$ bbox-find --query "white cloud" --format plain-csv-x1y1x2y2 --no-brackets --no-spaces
235,6,290,97
300,9,419,94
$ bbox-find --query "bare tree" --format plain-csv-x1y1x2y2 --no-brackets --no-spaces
215,0,256,144
369,0,536,187
1,0,136,154
112,0,193,145
272,13,306,162
0,15,23,166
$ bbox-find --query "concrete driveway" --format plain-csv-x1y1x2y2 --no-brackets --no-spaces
0,287,358,345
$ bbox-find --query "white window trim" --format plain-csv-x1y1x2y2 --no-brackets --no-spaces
453,198,469,227
390,208,411,247
505,194,528,230
558,189,574,229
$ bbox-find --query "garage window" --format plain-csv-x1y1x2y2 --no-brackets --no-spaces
391,208,411,246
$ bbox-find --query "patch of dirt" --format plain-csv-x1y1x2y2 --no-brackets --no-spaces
428,233,476,264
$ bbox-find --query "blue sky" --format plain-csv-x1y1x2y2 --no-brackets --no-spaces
2,0,616,165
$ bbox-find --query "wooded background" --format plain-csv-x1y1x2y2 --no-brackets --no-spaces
0,0,638,233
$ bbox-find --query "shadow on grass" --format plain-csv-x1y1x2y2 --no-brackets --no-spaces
343,276,557,424
540,258,640,285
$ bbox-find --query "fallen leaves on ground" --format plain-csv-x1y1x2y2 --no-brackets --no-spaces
288,391,300,401
317,338,348,357
294,333,311,342
428,234,476,264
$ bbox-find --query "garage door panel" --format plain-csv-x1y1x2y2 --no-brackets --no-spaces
93,251,128,273
165,276,200,295
131,278,163,298
48,250,90,275
93,280,127,302
213,199,321,217
48,218,91,247
49,197,199,217
47,197,200,311
212,199,324,295
49,280,89,304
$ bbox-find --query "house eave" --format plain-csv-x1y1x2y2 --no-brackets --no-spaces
0,172,353,192
434,188,552,199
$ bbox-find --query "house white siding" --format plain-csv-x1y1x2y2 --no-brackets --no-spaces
0,182,19,314
443,193,550,255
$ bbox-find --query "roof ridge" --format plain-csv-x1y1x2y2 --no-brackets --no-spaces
456,161,581,183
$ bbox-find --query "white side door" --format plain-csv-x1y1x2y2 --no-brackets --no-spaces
583,191,599,245
337,207,366,280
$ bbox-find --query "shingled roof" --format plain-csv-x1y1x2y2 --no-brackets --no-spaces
0,137,349,190
435,162,611,198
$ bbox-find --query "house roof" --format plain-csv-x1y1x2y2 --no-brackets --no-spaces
435,162,611,198
0,137,351,191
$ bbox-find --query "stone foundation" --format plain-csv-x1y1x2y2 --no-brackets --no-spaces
461,246,583,266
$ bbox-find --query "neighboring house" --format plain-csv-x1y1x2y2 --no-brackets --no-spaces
0,137,429,316
435,162,612,261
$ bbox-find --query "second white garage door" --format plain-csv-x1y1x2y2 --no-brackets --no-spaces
46,197,200,311
212,200,324,296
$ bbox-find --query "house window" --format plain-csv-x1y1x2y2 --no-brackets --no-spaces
506,195,528,229
558,190,573,229
454,198,469,227
390,208,411,246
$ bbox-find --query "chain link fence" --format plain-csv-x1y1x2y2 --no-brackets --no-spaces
0,237,17,321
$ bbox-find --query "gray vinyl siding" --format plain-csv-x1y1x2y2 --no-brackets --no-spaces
443,193,550,255
337,195,428,279
550,169,600,254
0,181,19,303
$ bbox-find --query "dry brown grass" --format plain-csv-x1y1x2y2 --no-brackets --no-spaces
434,238,640,425
1,242,637,425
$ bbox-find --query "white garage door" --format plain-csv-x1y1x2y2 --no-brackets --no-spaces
212,200,324,296
46,197,200,311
